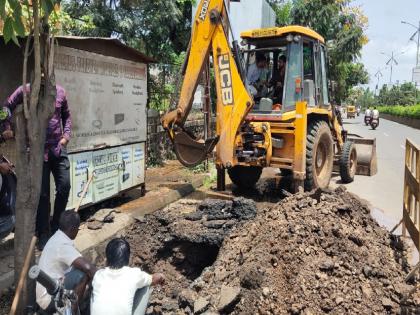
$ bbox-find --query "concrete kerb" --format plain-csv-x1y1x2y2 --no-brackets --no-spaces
0,173,207,291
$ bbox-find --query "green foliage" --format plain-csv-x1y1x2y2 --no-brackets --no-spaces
377,104,420,119
0,0,59,45
290,0,368,104
377,83,417,106
62,0,194,63
267,0,293,26
148,51,185,111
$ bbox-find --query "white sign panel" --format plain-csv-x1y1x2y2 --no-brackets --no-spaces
65,143,145,210
132,143,145,186
54,46,148,153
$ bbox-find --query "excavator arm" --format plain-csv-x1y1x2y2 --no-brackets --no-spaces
161,0,253,168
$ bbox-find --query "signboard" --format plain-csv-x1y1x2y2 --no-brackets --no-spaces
413,67,420,85
66,143,145,210
54,46,148,153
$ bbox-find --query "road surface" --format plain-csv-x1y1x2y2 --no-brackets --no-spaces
331,114,420,230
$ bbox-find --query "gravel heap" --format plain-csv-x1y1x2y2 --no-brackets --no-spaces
122,188,416,314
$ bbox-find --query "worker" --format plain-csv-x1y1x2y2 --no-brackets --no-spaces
2,83,72,249
270,54,287,104
0,107,13,175
36,210,96,314
246,52,269,96
90,238,165,315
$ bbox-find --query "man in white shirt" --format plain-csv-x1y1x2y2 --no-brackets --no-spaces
91,238,165,315
372,106,379,119
37,210,97,314
246,53,269,96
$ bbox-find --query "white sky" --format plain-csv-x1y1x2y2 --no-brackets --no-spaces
353,0,420,90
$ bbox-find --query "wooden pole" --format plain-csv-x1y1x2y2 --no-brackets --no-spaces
9,235,38,315
74,171,95,213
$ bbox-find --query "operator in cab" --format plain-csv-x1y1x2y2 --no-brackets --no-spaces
270,54,287,105
246,52,269,97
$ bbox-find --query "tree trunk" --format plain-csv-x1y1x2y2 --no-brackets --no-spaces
14,1,56,311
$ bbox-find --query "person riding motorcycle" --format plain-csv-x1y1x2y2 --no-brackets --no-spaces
364,107,372,125
372,107,379,119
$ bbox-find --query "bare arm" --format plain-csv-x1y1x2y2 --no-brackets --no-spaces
151,273,165,286
71,257,97,280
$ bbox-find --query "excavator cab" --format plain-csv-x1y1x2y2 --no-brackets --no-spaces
242,29,330,116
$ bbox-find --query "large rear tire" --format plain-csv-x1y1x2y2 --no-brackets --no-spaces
339,141,357,183
305,121,334,190
228,166,262,189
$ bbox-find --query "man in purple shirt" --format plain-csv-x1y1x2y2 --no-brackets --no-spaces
2,84,72,249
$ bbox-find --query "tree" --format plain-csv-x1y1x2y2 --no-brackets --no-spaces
268,0,369,104
267,0,293,26
377,82,416,106
1,0,57,310
61,0,194,63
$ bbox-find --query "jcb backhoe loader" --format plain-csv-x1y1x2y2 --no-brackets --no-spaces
162,0,377,191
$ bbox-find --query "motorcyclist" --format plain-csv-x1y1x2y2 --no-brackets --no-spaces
372,106,379,119
365,107,372,117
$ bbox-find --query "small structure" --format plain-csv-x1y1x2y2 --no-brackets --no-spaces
0,36,153,209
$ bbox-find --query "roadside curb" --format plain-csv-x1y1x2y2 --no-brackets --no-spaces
0,174,207,291
381,113,420,130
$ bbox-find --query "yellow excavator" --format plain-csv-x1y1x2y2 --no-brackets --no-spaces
162,0,377,191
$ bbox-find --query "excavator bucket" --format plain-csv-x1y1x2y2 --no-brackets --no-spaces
173,131,219,167
348,136,378,176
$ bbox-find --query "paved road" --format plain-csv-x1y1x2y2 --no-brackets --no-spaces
331,115,420,230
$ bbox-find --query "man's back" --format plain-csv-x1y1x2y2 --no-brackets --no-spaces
36,230,81,309
91,266,152,315
372,109,379,118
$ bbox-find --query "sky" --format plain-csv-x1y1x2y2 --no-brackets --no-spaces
353,0,420,91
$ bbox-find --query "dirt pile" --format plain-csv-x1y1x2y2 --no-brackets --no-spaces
123,197,257,314
124,188,417,314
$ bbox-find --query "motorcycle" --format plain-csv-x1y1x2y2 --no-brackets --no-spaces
0,155,16,239
364,115,372,126
370,117,379,130
29,265,77,315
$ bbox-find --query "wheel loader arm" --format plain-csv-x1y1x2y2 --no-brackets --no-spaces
161,0,254,168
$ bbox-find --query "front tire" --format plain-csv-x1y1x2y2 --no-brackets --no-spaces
228,166,262,189
305,121,334,190
339,141,357,183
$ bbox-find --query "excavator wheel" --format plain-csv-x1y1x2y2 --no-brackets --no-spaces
228,166,262,189
339,141,357,184
305,121,334,190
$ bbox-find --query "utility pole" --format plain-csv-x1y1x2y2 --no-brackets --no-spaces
401,20,420,98
374,69,383,96
402,20,420,67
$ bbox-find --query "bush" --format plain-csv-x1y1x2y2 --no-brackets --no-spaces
377,104,420,119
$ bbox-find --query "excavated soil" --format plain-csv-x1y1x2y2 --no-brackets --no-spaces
121,187,419,315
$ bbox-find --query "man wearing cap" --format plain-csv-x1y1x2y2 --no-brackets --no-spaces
2,84,72,249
